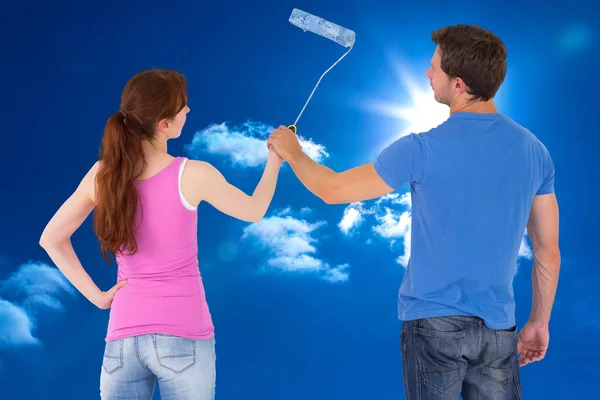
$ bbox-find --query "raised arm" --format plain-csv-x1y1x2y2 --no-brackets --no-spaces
282,157,393,204
39,162,126,309
183,150,282,222
267,126,425,204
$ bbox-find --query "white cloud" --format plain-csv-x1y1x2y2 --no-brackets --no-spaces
376,193,411,207
518,234,533,259
336,193,412,266
323,263,350,283
338,202,369,235
300,207,312,215
242,209,349,282
0,300,39,348
372,207,412,267
296,137,330,163
0,262,75,348
185,121,329,167
338,193,532,268
1,262,76,311
371,194,413,267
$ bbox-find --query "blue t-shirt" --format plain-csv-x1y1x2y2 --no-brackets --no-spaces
373,112,555,329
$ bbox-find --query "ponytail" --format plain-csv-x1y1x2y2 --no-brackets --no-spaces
92,68,189,263
93,110,148,263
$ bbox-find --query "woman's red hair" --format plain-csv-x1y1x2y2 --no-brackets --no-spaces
93,69,188,262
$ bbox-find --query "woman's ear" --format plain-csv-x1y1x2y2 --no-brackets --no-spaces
157,118,170,132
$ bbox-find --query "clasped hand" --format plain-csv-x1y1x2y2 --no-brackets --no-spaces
267,126,303,162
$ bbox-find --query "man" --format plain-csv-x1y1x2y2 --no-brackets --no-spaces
268,24,560,399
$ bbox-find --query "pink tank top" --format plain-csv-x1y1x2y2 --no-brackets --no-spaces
105,157,214,341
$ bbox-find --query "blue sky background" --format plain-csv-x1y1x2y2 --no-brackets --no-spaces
0,0,598,398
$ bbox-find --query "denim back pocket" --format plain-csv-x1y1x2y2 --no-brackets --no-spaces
414,323,466,393
102,339,124,374
152,334,196,373
482,326,518,390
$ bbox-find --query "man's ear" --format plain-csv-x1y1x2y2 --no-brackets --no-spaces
455,77,469,95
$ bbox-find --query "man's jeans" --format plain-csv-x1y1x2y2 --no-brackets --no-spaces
401,316,522,400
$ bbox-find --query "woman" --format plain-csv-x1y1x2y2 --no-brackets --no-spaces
39,69,283,399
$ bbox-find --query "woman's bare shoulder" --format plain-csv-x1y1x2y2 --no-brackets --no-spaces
184,159,222,180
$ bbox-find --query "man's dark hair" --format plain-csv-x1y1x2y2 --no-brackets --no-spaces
432,25,507,101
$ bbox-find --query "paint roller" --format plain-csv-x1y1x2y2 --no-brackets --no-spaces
286,9,356,134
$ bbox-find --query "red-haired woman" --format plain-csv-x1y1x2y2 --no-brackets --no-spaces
40,69,282,399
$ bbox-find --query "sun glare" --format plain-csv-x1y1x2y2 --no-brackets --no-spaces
366,64,450,138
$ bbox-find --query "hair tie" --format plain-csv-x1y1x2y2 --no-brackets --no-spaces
119,107,143,124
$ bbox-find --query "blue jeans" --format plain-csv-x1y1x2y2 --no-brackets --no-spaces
401,316,522,400
100,334,216,400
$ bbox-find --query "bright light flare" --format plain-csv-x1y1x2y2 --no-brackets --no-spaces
365,63,450,138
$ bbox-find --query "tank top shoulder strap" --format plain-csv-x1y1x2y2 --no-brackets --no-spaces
176,157,196,211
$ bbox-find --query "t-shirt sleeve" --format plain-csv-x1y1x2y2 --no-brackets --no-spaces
373,133,426,190
536,142,555,196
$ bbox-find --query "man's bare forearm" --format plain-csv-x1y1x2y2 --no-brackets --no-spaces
529,250,561,324
287,150,337,201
